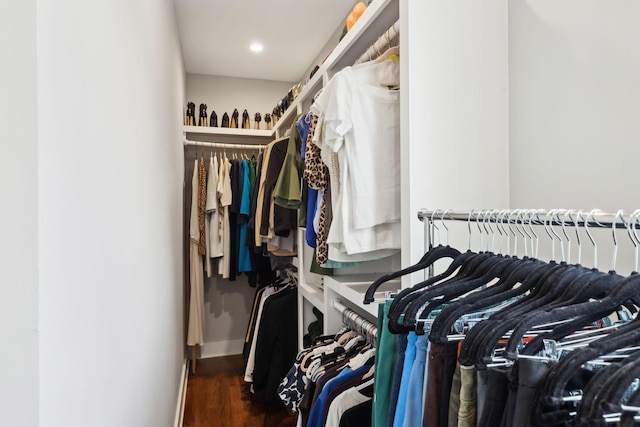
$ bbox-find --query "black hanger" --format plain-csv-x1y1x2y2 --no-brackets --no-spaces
363,244,461,303
386,250,480,334
538,282,640,405
502,270,626,359
456,261,568,365
464,263,587,367
403,254,518,334
428,257,547,343
577,351,640,425
534,315,640,425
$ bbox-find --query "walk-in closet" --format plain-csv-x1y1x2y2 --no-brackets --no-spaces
4,1,640,427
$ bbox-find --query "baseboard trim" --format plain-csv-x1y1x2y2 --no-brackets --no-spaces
201,339,244,358
174,357,189,427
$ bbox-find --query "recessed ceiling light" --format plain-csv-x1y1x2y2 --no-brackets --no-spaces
250,43,264,53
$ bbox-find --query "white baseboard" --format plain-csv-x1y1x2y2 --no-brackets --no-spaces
201,339,245,358
173,357,189,427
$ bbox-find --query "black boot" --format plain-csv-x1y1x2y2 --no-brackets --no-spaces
221,112,229,128
230,109,239,128
210,111,218,127
186,102,196,126
242,109,250,129
198,104,207,126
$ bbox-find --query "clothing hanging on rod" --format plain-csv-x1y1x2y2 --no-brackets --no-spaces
277,300,377,427
360,208,640,427
354,20,400,65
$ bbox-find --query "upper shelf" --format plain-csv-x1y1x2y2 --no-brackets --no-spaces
273,0,399,136
184,125,273,139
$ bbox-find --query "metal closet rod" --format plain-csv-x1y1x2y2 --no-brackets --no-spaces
332,300,377,338
183,139,265,151
417,209,634,229
354,19,400,65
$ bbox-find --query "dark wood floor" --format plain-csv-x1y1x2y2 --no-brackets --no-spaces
182,355,297,427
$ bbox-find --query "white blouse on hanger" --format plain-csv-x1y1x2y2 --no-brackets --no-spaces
312,58,401,261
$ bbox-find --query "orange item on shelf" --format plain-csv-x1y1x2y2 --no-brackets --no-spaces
346,2,367,31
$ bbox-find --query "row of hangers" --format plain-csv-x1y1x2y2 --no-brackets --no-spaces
364,208,640,425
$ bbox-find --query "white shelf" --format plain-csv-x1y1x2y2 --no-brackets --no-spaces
325,274,401,319
183,125,274,139
299,281,324,311
272,0,399,137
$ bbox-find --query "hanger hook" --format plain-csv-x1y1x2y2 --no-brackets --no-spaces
518,209,532,257
430,210,441,246
611,209,624,272
585,209,600,269
511,209,524,256
467,210,474,251
562,209,575,264
441,210,450,246
496,210,504,255
486,210,497,253
630,210,640,273
526,209,539,258
500,209,511,256
553,209,567,262
476,210,485,252
483,210,492,252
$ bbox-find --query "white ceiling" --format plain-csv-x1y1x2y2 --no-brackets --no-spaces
174,0,356,83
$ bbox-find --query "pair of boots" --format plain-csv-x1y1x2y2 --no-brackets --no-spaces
219,109,250,129
186,103,251,129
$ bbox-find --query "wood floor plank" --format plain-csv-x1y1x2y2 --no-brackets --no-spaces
182,355,297,427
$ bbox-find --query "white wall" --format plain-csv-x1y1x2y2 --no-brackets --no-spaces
509,0,640,212
0,1,39,425
37,0,185,426
509,1,640,274
186,74,294,127
401,0,510,283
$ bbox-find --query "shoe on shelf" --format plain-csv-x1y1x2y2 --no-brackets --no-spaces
199,103,208,126
221,112,229,128
242,109,250,129
209,110,218,127
230,109,239,128
254,113,262,130
186,102,196,126
264,113,272,130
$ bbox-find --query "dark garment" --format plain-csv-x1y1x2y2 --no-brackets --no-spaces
339,399,373,427
259,138,291,237
246,152,262,243
252,287,298,403
228,159,243,280
439,342,458,427
423,343,445,427
387,333,409,427
477,366,509,427
476,369,489,423
511,359,550,427
501,366,518,427
324,371,371,425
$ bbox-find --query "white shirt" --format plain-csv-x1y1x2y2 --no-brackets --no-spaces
312,59,401,258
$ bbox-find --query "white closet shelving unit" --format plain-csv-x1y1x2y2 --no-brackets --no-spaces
285,0,403,348
184,0,512,351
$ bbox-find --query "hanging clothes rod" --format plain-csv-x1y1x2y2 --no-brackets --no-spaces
417,208,635,229
354,19,400,65
183,139,265,151
332,300,377,341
